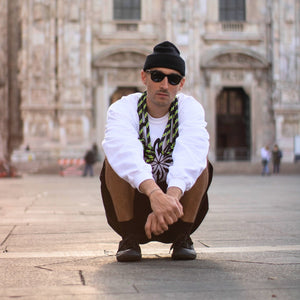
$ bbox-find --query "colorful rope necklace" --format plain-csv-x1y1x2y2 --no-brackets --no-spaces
137,91,179,163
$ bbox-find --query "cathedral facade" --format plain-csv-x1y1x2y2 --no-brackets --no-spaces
1,0,299,164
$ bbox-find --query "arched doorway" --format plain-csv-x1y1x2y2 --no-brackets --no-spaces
216,87,251,161
110,87,140,104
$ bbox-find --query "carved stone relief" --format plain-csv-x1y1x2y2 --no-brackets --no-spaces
107,68,142,85
57,0,92,107
206,53,267,69
253,69,268,85
282,119,300,137
59,110,92,143
64,119,84,141
24,112,52,138
31,45,51,82
94,51,146,69
202,52,269,88
33,2,50,22
31,89,50,104
221,70,244,82
282,89,299,104
20,0,55,108
61,88,83,104
66,0,80,22
61,23,81,82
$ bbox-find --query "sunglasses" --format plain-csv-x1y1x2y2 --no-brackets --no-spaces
146,70,183,85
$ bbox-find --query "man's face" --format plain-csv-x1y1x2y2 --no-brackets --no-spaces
141,67,185,116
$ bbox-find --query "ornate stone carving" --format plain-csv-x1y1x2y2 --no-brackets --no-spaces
66,1,80,22
24,112,52,138
107,68,141,84
33,2,50,22
206,53,266,69
94,51,146,68
282,120,299,137
31,45,49,79
221,70,244,81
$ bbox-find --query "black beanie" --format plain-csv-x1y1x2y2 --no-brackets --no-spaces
143,41,185,76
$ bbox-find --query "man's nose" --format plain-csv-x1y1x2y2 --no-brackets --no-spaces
159,77,169,89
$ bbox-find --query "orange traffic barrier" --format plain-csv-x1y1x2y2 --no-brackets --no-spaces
58,158,84,176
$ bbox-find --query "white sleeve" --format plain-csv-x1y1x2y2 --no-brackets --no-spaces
167,94,209,192
102,95,153,189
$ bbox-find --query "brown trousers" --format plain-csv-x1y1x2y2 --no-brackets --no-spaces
100,160,213,244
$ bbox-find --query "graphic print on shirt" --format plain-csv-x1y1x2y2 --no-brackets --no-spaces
137,92,179,183
150,138,173,183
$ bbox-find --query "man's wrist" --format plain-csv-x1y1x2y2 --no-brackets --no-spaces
139,179,160,197
148,188,161,198
167,186,183,201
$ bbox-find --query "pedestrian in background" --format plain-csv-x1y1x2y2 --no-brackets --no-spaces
272,144,282,174
261,145,271,176
83,148,95,177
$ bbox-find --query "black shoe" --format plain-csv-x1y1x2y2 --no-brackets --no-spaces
170,235,197,260
116,236,141,262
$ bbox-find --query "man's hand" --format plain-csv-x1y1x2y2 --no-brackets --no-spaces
145,212,165,239
148,189,183,228
139,179,184,237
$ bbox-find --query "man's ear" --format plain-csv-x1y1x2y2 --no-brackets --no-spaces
178,77,185,91
141,69,147,85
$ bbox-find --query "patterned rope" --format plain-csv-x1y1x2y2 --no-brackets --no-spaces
137,91,179,163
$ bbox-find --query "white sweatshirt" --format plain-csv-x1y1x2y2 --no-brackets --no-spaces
102,92,209,193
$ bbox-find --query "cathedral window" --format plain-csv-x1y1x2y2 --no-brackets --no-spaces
219,0,246,21
114,0,141,20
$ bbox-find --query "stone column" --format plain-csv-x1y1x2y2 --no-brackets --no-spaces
7,0,22,158
0,0,8,161
56,0,93,149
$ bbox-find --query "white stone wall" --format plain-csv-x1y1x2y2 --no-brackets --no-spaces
211,1,274,161
272,0,300,161
6,0,299,162
19,0,93,159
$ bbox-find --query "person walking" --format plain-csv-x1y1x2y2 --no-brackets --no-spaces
272,144,282,174
82,148,95,177
261,145,271,175
100,41,213,262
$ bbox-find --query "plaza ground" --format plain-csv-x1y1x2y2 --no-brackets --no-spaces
0,173,299,299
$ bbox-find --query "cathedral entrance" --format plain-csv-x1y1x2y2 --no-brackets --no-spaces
110,87,139,104
216,87,251,161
